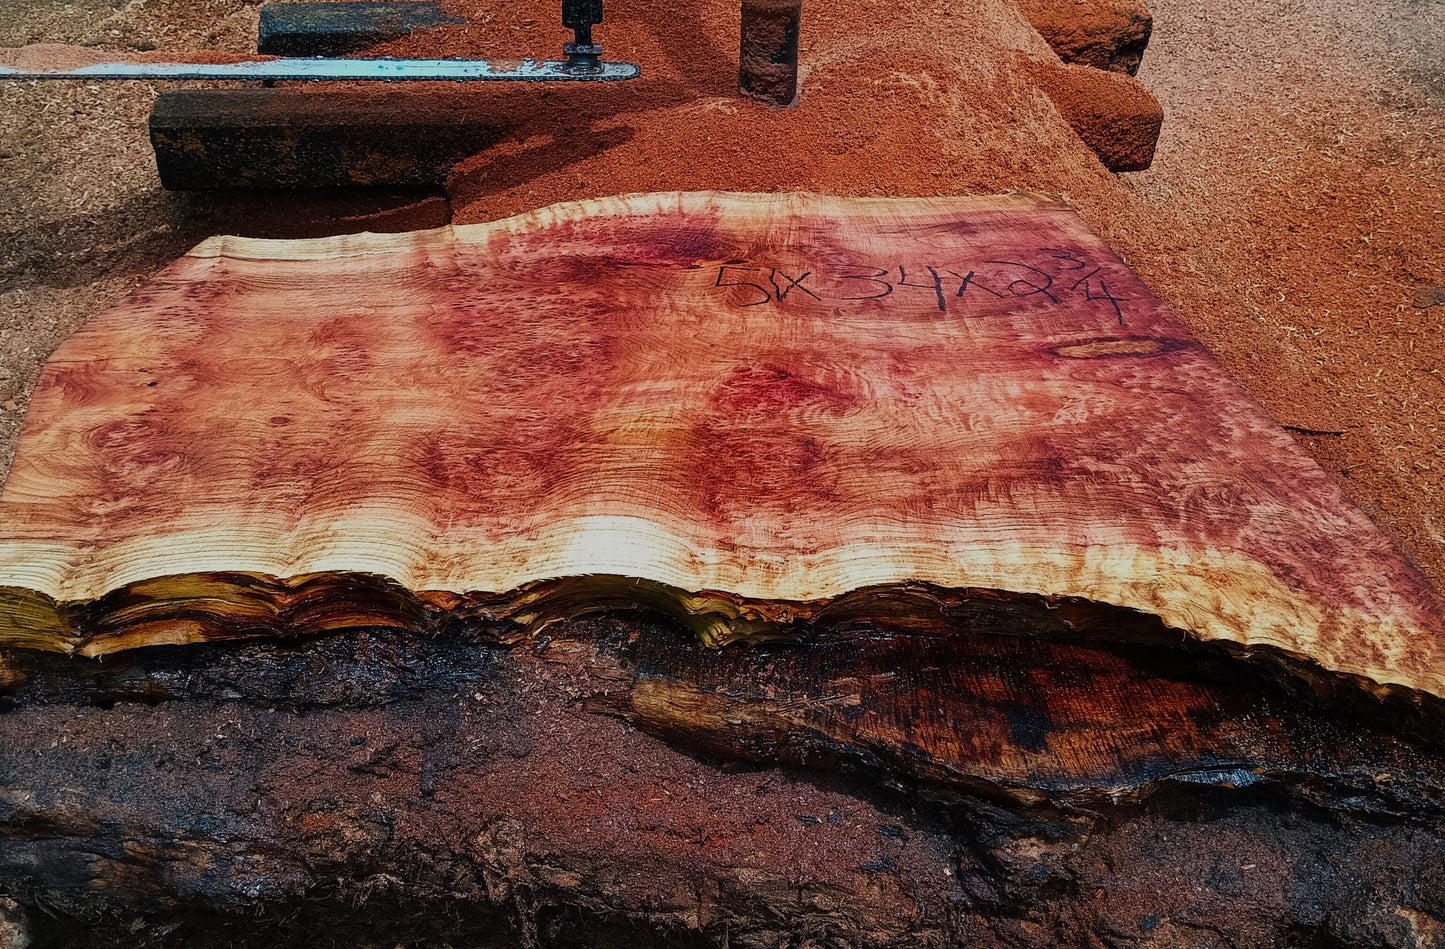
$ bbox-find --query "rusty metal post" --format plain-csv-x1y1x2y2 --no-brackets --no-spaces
739,0,802,105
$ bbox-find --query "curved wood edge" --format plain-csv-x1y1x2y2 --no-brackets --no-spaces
3,520,1440,697
181,190,1065,261
5,571,1444,721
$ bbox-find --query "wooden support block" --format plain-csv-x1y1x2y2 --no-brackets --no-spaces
1028,59,1163,171
257,1,463,56
1016,0,1153,75
148,89,504,189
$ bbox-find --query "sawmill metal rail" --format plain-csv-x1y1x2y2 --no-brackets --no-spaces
0,57,640,82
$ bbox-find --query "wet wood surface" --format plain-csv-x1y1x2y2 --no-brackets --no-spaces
0,192,1441,701
569,620,1445,812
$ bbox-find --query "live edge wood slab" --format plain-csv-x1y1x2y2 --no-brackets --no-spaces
1,191,1442,704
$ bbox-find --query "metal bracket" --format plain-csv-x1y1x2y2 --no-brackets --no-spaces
561,0,606,72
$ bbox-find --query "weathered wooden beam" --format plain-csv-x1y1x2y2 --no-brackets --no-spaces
148,89,504,189
257,1,463,56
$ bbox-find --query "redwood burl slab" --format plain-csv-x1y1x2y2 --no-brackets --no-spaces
0,192,1441,698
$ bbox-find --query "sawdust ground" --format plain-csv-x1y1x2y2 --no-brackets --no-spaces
0,0,1441,588
1120,0,1444,585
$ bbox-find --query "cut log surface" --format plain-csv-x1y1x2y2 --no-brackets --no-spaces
0,191,1441,700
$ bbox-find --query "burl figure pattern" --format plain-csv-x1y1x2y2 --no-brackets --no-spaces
0,192,1440,702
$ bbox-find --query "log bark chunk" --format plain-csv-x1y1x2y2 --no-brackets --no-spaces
0,192,1441,704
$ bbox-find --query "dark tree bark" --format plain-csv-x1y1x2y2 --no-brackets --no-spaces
0,617,1443,948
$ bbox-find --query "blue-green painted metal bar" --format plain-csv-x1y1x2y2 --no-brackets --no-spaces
0,57,639,82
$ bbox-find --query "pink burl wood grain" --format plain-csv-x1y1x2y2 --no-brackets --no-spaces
0,192,1440,700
